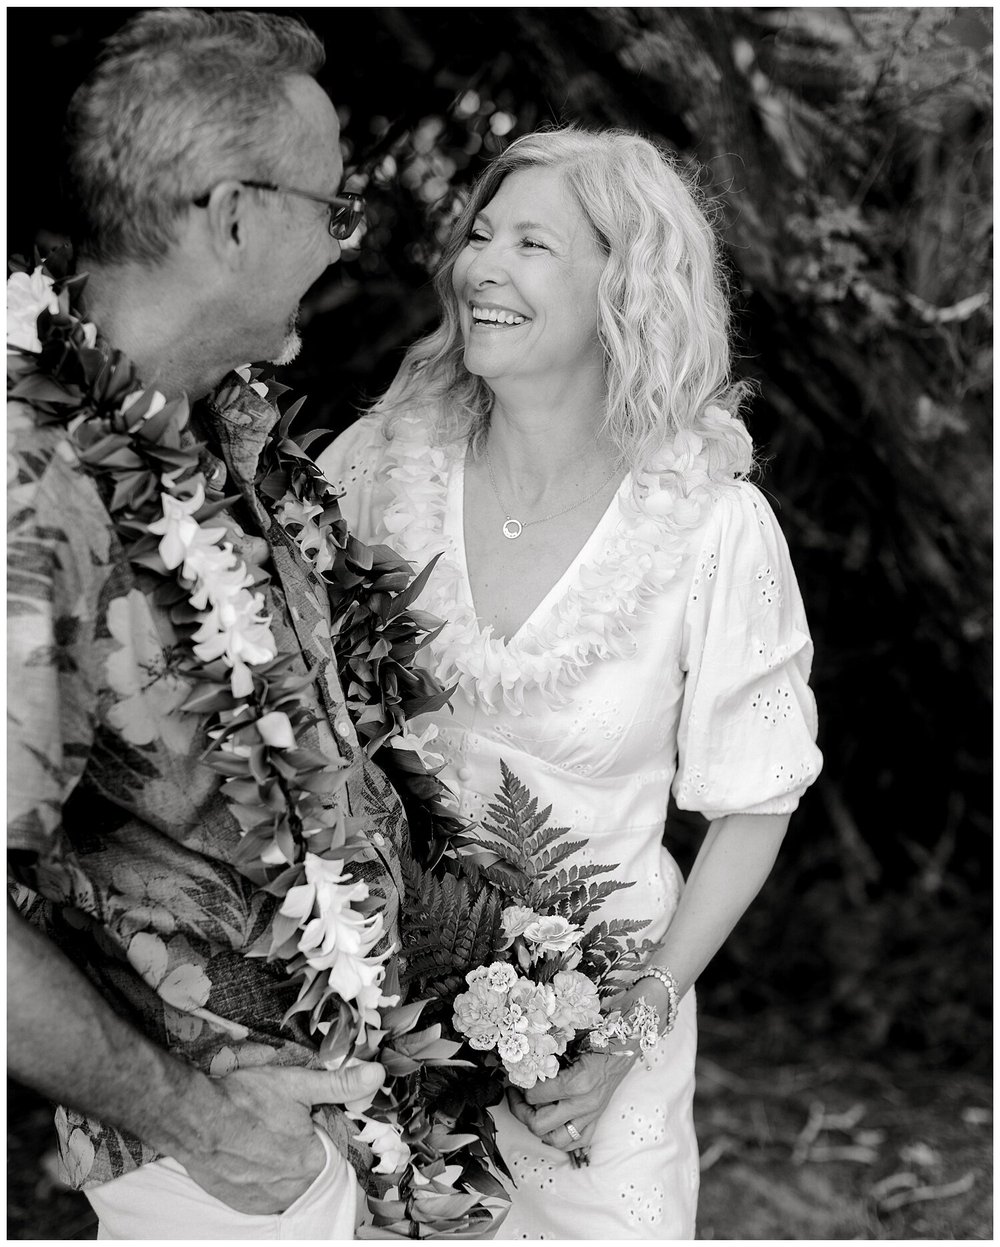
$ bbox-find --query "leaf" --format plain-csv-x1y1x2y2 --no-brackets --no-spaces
532,861,622,910
386,552,442,618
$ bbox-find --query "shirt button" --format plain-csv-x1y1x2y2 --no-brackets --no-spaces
336,721,351,737
372,832,386,847
456,765,472,781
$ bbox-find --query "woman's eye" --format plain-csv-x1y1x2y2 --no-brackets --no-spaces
468,228,490,243
520,237,547,250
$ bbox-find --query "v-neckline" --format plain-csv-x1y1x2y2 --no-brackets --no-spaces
449,451,625,646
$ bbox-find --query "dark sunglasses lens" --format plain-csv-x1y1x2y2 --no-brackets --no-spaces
330,196,364,240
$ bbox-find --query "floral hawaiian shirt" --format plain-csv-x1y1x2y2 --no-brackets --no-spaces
7,376,408,1190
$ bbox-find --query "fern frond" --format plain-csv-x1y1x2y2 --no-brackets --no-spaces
521,822,575,862
478,761,557,874
531,861,614,909
452,884,500,970
563,878,635,926
469,893,503,969
531,839,589,876
579,917,649,951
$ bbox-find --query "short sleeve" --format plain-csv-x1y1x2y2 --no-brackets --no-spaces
315,412,392,543
7,406,101,854
672,481,822,819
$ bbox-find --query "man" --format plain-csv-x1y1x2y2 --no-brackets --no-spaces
8,10,405,1238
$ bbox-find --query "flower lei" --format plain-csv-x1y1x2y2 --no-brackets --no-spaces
7,253,509,1237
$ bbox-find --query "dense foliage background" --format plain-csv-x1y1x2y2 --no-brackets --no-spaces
8,6,991,1075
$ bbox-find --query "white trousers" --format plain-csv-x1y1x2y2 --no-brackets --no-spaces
85,1126,359,1240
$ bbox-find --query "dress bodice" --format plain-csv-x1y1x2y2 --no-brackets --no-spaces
319,411,822,945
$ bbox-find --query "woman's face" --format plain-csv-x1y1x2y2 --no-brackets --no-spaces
451,166,607,387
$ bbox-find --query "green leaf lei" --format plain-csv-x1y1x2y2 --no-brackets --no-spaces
6,250,510,1237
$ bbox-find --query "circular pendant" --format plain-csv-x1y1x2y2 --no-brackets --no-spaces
502,518,523,540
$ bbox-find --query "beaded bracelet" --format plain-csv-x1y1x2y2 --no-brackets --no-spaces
634,964,680,1036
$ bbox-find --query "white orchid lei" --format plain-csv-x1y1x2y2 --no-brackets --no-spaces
6,255,508,1237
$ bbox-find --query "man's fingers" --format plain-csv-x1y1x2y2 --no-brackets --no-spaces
276,1061,385,1106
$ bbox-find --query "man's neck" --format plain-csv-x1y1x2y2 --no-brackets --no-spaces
81,259,230,402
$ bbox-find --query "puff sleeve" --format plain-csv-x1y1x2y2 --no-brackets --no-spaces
671,481,822,820
315,412,392,543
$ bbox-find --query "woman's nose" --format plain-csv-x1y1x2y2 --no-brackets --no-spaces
465,242,505,288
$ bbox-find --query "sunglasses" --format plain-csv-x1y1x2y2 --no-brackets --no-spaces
192,181,366,240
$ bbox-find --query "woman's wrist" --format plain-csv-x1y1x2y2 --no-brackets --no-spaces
630,964,680,1036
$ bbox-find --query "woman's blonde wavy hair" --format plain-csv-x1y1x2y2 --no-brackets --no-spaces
375,126,753,479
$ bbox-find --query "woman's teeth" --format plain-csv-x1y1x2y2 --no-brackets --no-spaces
471,306,527,326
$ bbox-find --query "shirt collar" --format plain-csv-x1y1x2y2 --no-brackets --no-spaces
199,373,281,528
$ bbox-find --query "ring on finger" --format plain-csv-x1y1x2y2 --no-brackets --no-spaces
565,1120,582,1143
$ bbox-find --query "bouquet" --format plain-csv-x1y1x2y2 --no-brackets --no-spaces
394,761,659,1188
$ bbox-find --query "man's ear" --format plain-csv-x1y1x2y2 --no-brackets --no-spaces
199,181,252,267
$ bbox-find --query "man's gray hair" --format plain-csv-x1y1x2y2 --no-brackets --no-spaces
65,9,326,265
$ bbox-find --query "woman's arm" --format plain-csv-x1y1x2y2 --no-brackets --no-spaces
510,812,790,1151
650,810,790,995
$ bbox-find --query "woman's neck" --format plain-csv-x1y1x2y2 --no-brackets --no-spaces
485,376,616,494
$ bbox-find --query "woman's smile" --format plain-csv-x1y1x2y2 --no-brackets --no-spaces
470,302,531,328
452,166,606,383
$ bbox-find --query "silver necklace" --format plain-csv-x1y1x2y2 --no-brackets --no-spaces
484,446,621,540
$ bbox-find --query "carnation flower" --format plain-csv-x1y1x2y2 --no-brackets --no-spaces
453,978,509,1050
6,268,59,353
506,979,555,1035
505,1033,561,1089
484,962,518,993
522,915,584,955
497,1029,530,1065
549,970,603,1033
499,904,540,949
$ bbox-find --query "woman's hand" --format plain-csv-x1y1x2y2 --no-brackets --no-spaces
507,1049,634,1154
508,975,675,1154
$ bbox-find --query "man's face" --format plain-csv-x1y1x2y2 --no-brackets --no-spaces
240,75,344,366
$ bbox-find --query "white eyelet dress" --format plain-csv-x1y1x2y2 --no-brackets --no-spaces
318,411,822,1240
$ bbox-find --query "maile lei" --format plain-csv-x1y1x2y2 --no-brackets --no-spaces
6,253,509,1238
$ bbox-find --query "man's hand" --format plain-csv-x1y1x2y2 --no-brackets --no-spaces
173,1062,385,1215
9,903,387,1214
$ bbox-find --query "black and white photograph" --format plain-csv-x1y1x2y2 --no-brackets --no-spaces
7,6,991,1241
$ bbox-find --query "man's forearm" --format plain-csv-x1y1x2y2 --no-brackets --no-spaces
8,901,215,1160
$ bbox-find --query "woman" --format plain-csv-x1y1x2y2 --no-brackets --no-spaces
319,127,822,1239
